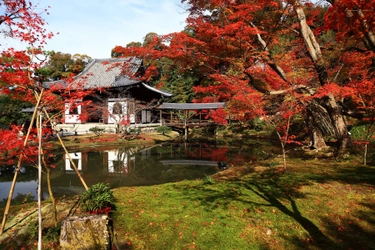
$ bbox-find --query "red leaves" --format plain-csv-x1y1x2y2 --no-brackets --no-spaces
144,64,159,82
1,0,53,45
0,125,39,165
209,108,228,125
325,0,375,43
88,206,112,215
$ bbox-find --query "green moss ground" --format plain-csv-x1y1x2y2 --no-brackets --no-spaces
111,158,375,250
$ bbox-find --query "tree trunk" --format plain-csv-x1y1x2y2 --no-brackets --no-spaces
294,1,349,150
46,167,57,227
322,94,350,149
364,144,368,166
304,108,327,149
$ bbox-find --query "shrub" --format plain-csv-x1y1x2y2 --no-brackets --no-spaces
203,175,215,184
43,223,61,242
89,126,105,136
157,126,172,135
350,124,375,142
80,183,116,214
250,117,267,132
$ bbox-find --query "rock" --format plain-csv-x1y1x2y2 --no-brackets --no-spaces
60,215,112,250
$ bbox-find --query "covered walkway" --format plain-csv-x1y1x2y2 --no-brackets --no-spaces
158,102,225,126
158,102,225,139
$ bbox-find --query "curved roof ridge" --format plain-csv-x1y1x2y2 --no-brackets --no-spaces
141,82,172,97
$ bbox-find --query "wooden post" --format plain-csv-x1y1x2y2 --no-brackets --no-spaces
160,110,162,126
184,110,188,141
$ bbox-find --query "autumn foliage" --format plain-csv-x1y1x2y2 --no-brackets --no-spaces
113,0,375,153
1,0,375,157
0,1,93,163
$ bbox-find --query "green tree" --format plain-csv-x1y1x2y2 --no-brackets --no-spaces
36,52,90,80
0,94,32,129
160,68,196,103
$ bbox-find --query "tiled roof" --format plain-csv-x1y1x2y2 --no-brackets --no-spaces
44,57,142,89
158,102,225,110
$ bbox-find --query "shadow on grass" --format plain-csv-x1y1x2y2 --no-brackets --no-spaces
242,169,338,249
316,200,375,250
173,170,336,248
174,164,375,249
314,165,375,185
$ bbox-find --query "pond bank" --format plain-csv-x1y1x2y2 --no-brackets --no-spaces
50,131,180,151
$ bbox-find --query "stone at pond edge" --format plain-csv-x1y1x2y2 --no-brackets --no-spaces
60,215,112,250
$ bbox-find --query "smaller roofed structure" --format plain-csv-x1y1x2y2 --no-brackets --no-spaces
158,102,226,128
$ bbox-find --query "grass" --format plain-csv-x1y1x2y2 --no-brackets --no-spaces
111,159,375,250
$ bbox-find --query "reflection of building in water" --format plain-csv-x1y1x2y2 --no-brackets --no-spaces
65,152,83,173
107,150,130,175
64,150,135,176
141,148,152,158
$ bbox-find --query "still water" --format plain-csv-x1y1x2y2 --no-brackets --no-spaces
0,140,277,206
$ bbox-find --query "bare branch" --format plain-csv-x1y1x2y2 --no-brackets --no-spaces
250,22,289,82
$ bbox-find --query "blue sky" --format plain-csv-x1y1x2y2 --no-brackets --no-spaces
1,0,188,58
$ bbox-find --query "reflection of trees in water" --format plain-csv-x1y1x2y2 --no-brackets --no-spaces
112,149,127,174
0,166,38,182
49,140,282,189
153,141,278,165
71,159,79,170
0,192,35,207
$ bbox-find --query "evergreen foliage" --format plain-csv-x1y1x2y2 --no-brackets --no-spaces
0,94,32,129
80,183,116,215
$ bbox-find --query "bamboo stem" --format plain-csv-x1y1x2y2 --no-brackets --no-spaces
0,89,44,235
42,108,89,190
37,110,42,250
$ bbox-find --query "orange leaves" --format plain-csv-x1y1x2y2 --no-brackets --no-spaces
209,108,228,125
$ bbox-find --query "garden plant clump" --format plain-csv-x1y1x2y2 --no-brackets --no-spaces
80,183,116,215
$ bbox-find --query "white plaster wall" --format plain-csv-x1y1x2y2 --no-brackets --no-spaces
64,103,82,123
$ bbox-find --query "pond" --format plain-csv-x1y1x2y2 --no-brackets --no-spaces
0,139,279,207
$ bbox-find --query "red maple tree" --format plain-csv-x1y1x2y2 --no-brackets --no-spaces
0,0,91,234
114,0,375,157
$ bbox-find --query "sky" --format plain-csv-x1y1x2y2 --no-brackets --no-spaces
1,0,189,59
